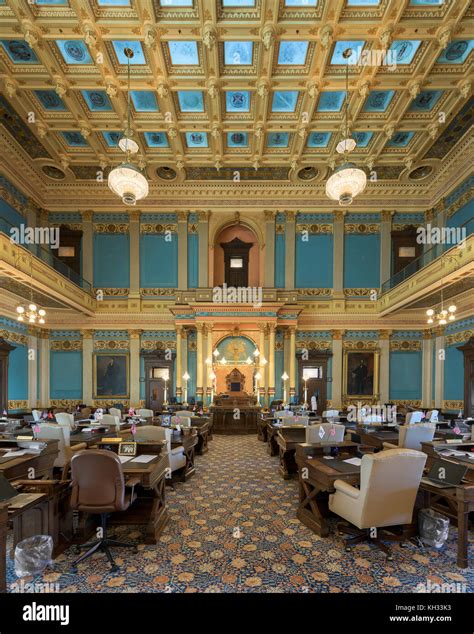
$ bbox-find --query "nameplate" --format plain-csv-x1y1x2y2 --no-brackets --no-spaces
446,439,463,444
100,438,122,443
118,442,137,457
17,436,34,441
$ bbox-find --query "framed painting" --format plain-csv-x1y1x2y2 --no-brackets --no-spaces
93,353,129,398
343,350,379,398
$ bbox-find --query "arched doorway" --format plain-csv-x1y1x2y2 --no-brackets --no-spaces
213,224,260,287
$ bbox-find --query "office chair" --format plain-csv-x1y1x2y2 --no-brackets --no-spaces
172,415,191,428
100,413,121,430
36,423,87,479
108,407,122,419
322,410,340,422
281,415,309,427
306,423,345,443
32,409,42,422
361,414,384,424
329,448,427,560
175,410,194,417
405,411,424,425
133,426,186,475
70,450,138,573
137,408,154,419
55,412,75,429
382,423,436,451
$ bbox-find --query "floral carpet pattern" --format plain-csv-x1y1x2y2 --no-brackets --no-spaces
7,435,473,593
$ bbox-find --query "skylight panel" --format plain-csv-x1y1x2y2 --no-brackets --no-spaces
409,90,442,111
227,132,249,147
61,131,88,147
307,132,331,148
168,41,199,65
351,131,373,147
185,132,209,147
112,41,146,64
363,90,395,112
0,40,39,64
224,42,253,65
97,0,130,5
437,40,473,64
81,90,113,111
177,91,204,112
317,91,346,112
222,0,255,6
34,90,66,111
102,131,121,147
130,91,159,112
160,0,193,5
226,91,250,112
56,40,92,64
278,41,309,65
271,91,299,112
267,132,290,148
387,131,415,147
331,41,365,64
285,0,317,6
389,40,422,65
346,0,380,5
144,132,169,148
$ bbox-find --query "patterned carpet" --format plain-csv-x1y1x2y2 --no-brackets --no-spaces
6,435,473,593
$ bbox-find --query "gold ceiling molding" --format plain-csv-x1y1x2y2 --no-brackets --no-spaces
94,339,129,351
140,223,177,234
50,339,82,351
446,188,474,219
0,329,28,346
8,400,28,410
344,224,380,234
343,340,379,350
445,329,473,346
389,340,422,351
93,223,129,234
296,224,333,234
297,289,332,297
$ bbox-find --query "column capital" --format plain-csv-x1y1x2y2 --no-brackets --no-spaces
285,210,296,222
283,329,290,339
381,210,394,222
81,210,94,222
129,210,141,222
176,325,184,335
38,329,50,340
196,323,205,333
434,325,445,336
425,208,435,222
128,329,142,339
39,209,49,224
198,210,211,222
331,329,344,340
289,326,297,335
177,211,189,222
379,329,392,340
268,324,276,333
423,330,432,340
264,210,276,221
81,329,94,339
333,210,346,222
27,325,40,337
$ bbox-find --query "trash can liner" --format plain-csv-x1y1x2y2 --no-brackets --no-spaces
14,535,53,578
418,508,449,549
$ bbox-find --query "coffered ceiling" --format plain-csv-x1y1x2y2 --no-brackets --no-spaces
0,0,472,202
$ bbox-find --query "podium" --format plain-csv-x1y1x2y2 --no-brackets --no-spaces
210,369,260,434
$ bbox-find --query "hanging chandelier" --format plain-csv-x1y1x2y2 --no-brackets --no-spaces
426,289,456,326
16,256,46,324
108,48,148,206
326,48,367,206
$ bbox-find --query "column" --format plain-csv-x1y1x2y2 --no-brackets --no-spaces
81,210,93,288
333,211,345,298
25,204,38,256
268,325,276,399
38,333,50,407
129,210,140,298
196,324,204,400
380,211,392,289
177,212,188,291
27,329,38,409
422,331,433,408
285,211,296,290
175,326,182,399
264,211,276,288
198,211,209,288
259,325,266,401
434,327,445,408
129,330,141,408
379,330,390,404
206,324,213,404
289,326,296,401
81,330,93,405
331,330,343,409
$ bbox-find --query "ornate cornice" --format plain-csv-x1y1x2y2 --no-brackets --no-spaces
445,329,473,346
0,329,27,345
93,223,129,234
140,223,177,234
296,224,333,234
94,339,129,351
344,224,380,234
390,340,422,351
343,339,379,350
50,339,82,351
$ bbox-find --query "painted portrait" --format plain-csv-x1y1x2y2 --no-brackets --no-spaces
346,352,374,396
94,353,129,398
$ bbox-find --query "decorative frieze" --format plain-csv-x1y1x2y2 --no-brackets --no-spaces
296,224,333,234
445,330,473,346
443,400,463,410
344,224,380,233
344,288,373,297
390,340,422,351
140,223,177,234
50,340,82,351
50,399,81,408
93,400,130,409
343,339,379,350
297,340,331,351
94,340,129,351
8,400,28,410
446,188,473,219
141,288,177,296
93,223,129,234
0,330,28,346
141,340,176,351
297,288,332,297
391,400,422,408
94,288,129,297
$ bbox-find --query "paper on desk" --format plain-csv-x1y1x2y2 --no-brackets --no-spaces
118,456,133,464
2,449,29,458
343,457,362,466
132,454,157,463
81,427,94,432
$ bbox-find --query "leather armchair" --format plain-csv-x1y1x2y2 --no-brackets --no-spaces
172,415,191,428
322,410,340,422
137,408,154,419
109,407,122,419
70,450,138,572
306,422,345,443
55,412,75,429
36,423,87,479
134,425,186,474
100,414,121,430
329,448,427,559
281,415,309,427
176,410,194,417
383,423,436,451
32,409,42,422
406,411,424,424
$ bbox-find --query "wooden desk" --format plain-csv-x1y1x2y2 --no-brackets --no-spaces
171,431,198,481
108,454,169,545
420,440,474,568
266,422,279,456
186,419,210,455
209,398,260,434
295,442,360,537
348,426,400,449
0,439,59,481
257,417,272,442
277,426,307,479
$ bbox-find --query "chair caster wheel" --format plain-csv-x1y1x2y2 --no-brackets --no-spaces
399,542,405,548
74,546,81,555
71,566,78,574
345,546,352,553
387,555,393,561
110,565,119,573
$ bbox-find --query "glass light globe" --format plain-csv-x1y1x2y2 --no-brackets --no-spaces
39,318,45,324
448,314,455,321
213,349,220,357
29,304,37,312
439,318,447,325
427,318,434,324
261,357,268,365
16,305,25,314
448,305,456,313
118,135,139,155
440,309,448,317
426,309,434,316
336,138,357,154
253,349,260,357
29,316,36,323
17,315,24,322
255,372,262,381
38,309,46,316
326,163,367,206
108,162,149,206
246,356,252,364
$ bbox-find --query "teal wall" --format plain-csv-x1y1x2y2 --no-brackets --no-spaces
344,234,380,288
187,233,199,289
140,234,178,288
8,344,28,402
50,351,83,399
295,234,333,288
444,344,464,402
93,234,130,288
275,349,284,400
389,351,422,400
275,225,285,288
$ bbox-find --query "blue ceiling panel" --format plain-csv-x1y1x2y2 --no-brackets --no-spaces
285,0,317,5
267,132,290,148
81,90,113,111
409,90,443,111
160,0,193,5
222,0,255,5
387,131,415,147
271,91,299,112
0,40,39,64
363,90,395,112
278,41,309,65
317,91,346,112
226,91,250,112
102,131,121,147
144,132,169,147
331,41,365,64
227,132,249,147
178,91,204,112
97,0,130,5
130,91,159,112
112,41,146,64
352,131,374,147
389,40,422,64
61,131,88,147
224,41,253,65
56,40,92,64
307,132,331,147
437,40,473,64
168,41,199,65
34,90,67,111
185,132,208,147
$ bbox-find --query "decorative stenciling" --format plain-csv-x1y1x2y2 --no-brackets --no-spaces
50,340,82,351
391,400,422,408
140,223,177,234
443,400,464,410
445,329,473,346
94,288,129,297
141,340,177,351
50,399,82,408
0,329,27,345
141,288,177,296
343,339,378,350
93,399,130,409
344,224,380,233
94,340,129,351
297,289,332,297
296,224,333,234
344,288,373,297
391,330,423,339
296,340,331,351
8,400,28,410
390,340,422,351
93,223,129,233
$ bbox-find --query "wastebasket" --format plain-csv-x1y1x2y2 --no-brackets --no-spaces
418,508,449,549
14,535,53,578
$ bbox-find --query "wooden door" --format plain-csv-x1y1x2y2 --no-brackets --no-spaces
391,229,422,276
458,337,474,417
149,380,165,411
220,237,252,287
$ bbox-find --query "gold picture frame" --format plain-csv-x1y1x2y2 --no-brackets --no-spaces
93,353,129,399
343,349,380,402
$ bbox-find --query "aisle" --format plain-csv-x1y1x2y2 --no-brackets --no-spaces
6,436,471,593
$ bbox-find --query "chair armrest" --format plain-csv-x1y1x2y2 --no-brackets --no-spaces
170,446,184,455
70,442,87,452
333,479,360,499
125,476,141,487
382,441,398,450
